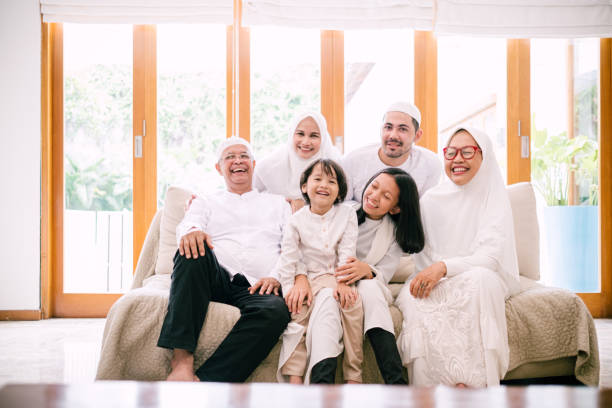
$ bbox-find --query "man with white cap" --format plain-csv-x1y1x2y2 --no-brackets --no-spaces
157,136,291,382
342,102,441,201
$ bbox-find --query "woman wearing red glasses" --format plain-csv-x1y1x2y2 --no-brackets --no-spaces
395,127,520,387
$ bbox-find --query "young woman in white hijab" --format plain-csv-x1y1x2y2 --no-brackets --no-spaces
395,127,520,387
254,111,341,213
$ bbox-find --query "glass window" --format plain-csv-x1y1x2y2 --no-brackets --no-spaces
438,37,507,181
63,24,133,293
531,38,600,292
344,29,414,153
157,24,227,203
250,27,320,159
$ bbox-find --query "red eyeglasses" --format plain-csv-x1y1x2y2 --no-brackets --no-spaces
443,145,481,160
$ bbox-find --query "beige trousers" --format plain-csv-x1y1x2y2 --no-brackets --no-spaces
280,274,364,382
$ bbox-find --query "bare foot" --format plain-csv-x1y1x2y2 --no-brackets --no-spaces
346,380,361,384
456,383,468,388
167,349,196,382
289,375,304,384
167,364,196,381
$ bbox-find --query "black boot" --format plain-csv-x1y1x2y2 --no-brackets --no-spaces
310,357,337,384
367,328,407,384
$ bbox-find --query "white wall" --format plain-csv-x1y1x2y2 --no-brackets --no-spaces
0,0,41,310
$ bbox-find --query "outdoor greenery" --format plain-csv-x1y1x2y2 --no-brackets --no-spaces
531,126,598,206
65,64,133,211
65,63,319,210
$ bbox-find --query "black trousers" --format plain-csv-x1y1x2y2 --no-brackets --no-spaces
310,328,407,384
157,247,290,382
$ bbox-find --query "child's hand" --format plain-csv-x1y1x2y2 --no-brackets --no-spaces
335,257,373,285
334,282,358,309
285,275,312,314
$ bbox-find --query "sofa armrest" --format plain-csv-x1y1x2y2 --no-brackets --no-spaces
131,209,163,289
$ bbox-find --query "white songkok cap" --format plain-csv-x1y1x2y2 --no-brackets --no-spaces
384,101,421,126
216,136,255,162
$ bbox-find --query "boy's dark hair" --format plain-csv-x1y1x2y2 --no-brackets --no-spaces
299,159,348,204
357,168,425,254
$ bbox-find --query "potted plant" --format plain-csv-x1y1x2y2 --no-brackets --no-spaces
531,127,599,292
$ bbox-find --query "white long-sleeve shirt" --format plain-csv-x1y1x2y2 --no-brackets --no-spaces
176,189,291,286
341,143,442,202
356,217,402,285
276,204,358,295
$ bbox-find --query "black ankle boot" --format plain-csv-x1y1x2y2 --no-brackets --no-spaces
367,328,407,384
310,357,337,384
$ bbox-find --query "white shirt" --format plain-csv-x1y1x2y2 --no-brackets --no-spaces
176,189,291,286
356,217,402,285
341,143,442,202
276,204,358,294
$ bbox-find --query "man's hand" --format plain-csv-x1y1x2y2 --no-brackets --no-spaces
335,257,373,285
249,277,281,296
284,275,312,314
334,282,358,309
409,261,446,299
178,230,213,259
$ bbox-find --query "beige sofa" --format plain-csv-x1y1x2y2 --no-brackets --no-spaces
96,182,599,385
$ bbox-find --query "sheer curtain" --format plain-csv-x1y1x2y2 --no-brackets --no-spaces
40,0,233,24
242,0,611,37
242,0,434,30
436,0,612,38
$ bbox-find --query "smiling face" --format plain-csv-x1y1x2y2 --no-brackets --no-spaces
293,116,322,159
362,173,401,220
215,144,255,194
444,130,483,186
301,162,339,215
380,111,422,160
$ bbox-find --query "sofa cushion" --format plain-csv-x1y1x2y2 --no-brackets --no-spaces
506,182,540,281
154,186,193,276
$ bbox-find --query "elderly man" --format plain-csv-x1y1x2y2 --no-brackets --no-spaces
157,136,291,382
342,102,441,201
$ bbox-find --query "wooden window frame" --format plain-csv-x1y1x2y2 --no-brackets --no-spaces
506,38,612,317
41,22,612,317
414,30,438,152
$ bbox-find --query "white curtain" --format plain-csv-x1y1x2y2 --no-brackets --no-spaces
241,0,434,31
40,0,233,24
436,0,612,38
242,0,612,38
40,0,612,37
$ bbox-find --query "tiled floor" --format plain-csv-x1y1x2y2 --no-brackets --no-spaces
0,318,611,388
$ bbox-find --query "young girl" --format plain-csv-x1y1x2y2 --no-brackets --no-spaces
275,159,363,384
335,168,425,384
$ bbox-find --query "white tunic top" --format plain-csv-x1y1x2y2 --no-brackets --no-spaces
176,189,291,286
341,143,442,202
275,203,358,295
356,217,401,285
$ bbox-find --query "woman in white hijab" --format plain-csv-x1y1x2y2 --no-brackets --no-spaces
254,111,341,212
395,127,520,387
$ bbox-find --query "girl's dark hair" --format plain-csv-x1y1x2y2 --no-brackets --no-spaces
357,168,425,254
299,159,348,204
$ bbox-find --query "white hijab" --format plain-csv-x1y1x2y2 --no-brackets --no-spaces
255,111,341,199
415,127,520,295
